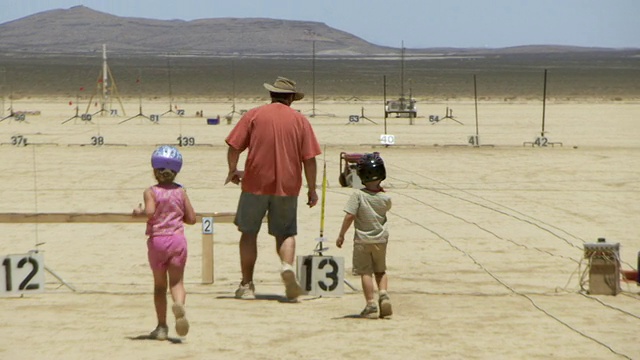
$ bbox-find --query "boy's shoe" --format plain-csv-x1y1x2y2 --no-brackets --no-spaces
234,281,256,300
360,304,378,319
378,293,393,318
149,324,168,340
281,263,304,300
172,303,189,337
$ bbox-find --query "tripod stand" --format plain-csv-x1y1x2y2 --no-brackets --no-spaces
62,94,92,124
0,93,15,123
0,106,14,122
161,58,179,117
85,63,126,118
359,107,376,124
224,102,243,124
430,106,463,125
62,107,82,124
161,104,178,117
442,107,463,124
119,73,152,124
119,97,150,124
347,106,377,125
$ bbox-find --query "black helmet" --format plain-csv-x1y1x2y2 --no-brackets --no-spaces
357,152,386,184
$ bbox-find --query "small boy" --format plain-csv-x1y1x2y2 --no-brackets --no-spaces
336,152,392,319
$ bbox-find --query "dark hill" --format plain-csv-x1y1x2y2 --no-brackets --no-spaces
0,5,396,56
0,6,631,58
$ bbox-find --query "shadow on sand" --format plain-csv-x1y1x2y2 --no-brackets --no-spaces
216,293,298,303
127,334,183,344
216,293,323,303
333,314,392,320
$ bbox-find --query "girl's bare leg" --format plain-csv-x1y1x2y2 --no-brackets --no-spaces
168,263,189,336
152,269,168,326
167,263,186,305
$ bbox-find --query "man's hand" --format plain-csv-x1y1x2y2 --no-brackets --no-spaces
336,235,345,248
225,169,244,185
307,188,318,207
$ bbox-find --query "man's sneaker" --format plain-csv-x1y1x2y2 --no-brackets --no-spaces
149,324,168,340
172,303,189,337
378,293,393,318
360,304,378,319
234,281,256,300
281,263,304,300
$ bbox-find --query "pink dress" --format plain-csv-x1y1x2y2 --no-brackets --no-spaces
146,184,188,271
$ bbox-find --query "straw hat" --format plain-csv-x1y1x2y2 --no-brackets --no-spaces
263,76,304,101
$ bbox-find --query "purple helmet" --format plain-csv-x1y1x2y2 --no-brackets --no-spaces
151,145,183,173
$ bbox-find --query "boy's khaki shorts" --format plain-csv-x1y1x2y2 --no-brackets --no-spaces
352,243,387,275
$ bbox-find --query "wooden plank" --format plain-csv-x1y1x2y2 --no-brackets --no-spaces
0,211,237,285
0,212,236,224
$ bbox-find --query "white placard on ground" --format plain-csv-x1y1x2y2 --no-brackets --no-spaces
1,252,45,296
296,255,344,297
379,134,395,145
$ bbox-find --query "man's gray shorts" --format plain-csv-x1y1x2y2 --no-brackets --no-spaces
234,192,298,237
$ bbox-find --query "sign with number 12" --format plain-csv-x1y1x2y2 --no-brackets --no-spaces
1,252,45,296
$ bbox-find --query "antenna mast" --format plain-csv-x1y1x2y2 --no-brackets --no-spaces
400,41,405,99
102,44,108,111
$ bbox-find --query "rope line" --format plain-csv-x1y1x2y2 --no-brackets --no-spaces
391,210,632,359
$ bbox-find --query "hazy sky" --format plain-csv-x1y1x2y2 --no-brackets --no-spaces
1,0,638,49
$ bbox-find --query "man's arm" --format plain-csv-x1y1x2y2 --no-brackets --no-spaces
302,157,318,207
225,145,244,185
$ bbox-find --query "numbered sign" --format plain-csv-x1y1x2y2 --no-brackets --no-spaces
379,134,395,146
1,252,45,296
150,114,160,123
534,136,548,147
296,255,344,297
468,135,479,146
202,217,213,234
110,109,118,116
177,136,195,147
81,113,92,122
349,115,359,123
10,135,28,147
91,135,104,146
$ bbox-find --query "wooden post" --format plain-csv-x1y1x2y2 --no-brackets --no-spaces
201,216,214,284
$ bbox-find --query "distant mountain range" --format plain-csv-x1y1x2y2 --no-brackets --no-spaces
0,6,627,57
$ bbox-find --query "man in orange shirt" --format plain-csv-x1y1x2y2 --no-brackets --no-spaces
225,76,322,301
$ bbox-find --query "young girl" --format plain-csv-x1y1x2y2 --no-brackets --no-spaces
133,145,196,339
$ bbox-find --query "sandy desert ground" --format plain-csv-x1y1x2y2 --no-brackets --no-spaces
0,96,639,359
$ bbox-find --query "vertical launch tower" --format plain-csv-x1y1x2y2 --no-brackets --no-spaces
85,44,125,116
